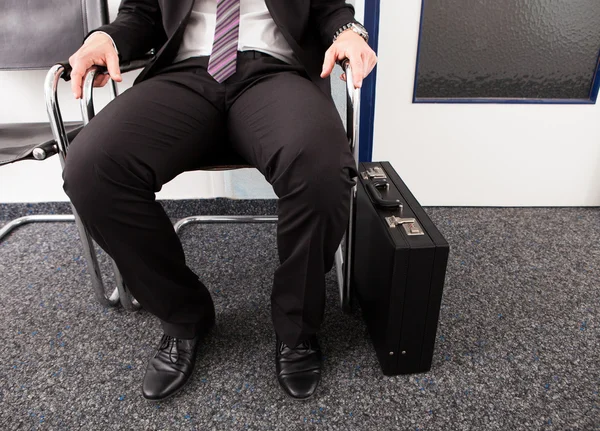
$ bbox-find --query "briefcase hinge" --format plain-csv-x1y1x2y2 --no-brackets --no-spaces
385,216,425,236
361,166,387,180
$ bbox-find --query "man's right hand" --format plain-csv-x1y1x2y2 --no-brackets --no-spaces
69,32,122,99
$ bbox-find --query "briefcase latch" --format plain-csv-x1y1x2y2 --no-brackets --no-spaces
362,166,387,180
385,216,425,236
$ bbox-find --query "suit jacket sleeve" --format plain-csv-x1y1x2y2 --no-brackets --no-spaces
310,0,358,49
86,0,166,62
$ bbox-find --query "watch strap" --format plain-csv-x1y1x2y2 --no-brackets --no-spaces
333,22,369,43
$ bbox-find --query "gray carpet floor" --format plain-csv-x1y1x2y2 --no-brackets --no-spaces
0,201,598,430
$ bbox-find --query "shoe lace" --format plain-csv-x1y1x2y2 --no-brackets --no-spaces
280,339,311,355
157,334,181,363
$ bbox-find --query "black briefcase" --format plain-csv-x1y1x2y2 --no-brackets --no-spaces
352,162,449,376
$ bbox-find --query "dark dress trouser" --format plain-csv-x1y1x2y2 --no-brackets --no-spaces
63,52,358,348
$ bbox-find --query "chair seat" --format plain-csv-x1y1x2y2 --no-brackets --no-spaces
0,122,82,166
0,121,254,171
188,146,253,171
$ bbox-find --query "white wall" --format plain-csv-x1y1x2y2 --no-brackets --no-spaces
373,1,600,206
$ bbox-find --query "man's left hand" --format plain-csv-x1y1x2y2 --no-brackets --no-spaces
321,30,378,89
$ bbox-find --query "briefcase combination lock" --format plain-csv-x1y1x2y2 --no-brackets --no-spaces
362,166,387,180
385,216,425,236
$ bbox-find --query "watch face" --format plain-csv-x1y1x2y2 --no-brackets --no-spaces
351,23,369,41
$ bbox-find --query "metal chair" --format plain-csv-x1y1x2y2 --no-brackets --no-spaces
2,0,361,313
0,0,136,309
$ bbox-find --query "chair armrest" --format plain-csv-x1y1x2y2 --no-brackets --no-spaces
43,56,153,159
340,59,361,165
78,54,154,125
341,59,360,109
56,54,156,82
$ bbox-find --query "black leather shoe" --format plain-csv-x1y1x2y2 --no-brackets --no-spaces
276,335,322,400
142,318,214,401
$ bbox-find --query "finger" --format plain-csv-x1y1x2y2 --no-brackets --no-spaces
320,47,338,78
349,53,365,88
368,53,378,76
340,72,346,82
70,62,87,99
93,74,110,88
362,52,370,82
93,71,104,84
105,51,122,82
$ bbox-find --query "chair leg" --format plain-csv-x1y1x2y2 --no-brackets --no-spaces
335,242,345,302
340,183,358,314
172,212,356,313
69,204,120,308
1,207,351,313
0,212,129,308
43,64,124,309
111,258,140,311
0,215,74,242
173,215,279,234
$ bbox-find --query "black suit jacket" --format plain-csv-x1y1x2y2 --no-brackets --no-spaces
96,0,358,96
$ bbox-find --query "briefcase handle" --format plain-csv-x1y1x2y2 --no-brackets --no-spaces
365,179,402,210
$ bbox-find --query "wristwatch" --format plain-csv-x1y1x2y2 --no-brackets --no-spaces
333,22,369,43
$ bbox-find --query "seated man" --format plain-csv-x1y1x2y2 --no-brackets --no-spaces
65,0,377,401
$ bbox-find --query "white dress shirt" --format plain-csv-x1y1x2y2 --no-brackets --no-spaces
174,0,297,64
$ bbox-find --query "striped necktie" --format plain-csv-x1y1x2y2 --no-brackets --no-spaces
207,0,241,83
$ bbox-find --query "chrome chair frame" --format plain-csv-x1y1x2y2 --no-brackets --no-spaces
43,66,140,309
34,59,360,312
0,0,110,249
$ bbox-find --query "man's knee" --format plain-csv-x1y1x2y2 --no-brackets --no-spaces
62,137,100,219
273,130,356,212
62,133,128,221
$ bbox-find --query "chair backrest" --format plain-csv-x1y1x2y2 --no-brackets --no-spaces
0,0,109,70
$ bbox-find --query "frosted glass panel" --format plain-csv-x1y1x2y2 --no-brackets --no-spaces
416,0,600,100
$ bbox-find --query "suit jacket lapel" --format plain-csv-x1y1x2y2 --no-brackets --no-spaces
158,0,195,37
